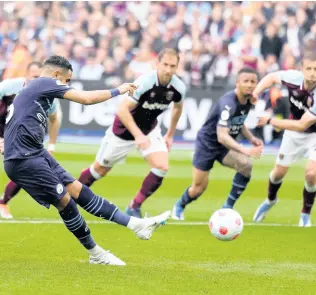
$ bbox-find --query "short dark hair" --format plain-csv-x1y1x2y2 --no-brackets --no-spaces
237,67,259,80
27,61,42,70
302,41,316,61
43,55,73,72
158,48,180,63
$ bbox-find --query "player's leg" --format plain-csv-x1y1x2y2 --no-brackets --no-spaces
0,180,21,218
172,143,214,220
126,127,169,217
253,131,306,222
78,128,130,187
4,156,125,266
47,150,170,242
220,150,252,208
68,181,171,241
299,157,316,227
172,167,210,220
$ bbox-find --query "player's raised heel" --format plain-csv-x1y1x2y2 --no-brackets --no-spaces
133,210,171,240
253,198,278,222
298,213,312,227
126,206,142,218
89,250,126,266
171,200,185,221
0,204,13,219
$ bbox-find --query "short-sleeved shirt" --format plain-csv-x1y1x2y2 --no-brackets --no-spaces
4,77,71,160
0,77,58,138
197,90,252,151
277,70,316,133
112,71,186,140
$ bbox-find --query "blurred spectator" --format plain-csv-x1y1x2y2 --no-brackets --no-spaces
260,23,283,61
0,1,315,84
79,53,103,80
125,41,155,80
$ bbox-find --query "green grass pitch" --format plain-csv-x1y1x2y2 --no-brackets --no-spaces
1,144,316,295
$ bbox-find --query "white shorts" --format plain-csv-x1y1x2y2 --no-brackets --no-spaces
276,130,316,166
96,126,168,167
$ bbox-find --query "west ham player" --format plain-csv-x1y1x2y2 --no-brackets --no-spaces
254,51,316,227
78,48,186,218
172,68,263,220
0,62,62,219
3,55,171,266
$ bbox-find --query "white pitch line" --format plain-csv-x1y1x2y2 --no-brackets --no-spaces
0,219,311,227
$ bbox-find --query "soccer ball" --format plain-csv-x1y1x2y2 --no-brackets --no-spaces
209,208,244,241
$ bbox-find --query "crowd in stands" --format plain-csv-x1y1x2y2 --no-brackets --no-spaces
0,1,315,90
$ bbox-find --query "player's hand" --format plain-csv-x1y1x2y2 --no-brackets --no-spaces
117,83,137,96
47,144,55,155
250,136,264,147
251,90,260,104
164,135,173,152
0,137,4,155
257,116,270,127
244,145,263,159
135,134,151,151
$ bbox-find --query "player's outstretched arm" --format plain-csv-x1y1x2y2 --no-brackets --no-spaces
63,83,137,105
258,112,316,132
217,126,262,159
165,101,183,151
117,98,150,150
252,72,282,100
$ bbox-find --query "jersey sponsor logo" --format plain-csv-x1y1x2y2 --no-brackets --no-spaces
290,96,309,112
229,124,243,135
142,101,169,110
56,183,63,194
220,110,230,121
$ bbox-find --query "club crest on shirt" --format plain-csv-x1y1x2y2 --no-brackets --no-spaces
56,183,63,194
166,91,174,101
150,91,156,98
221,110,230,121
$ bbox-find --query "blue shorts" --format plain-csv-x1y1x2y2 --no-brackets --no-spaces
4,150,75,208
193,140,229,171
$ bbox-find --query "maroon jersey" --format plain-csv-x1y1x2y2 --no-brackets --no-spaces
278,70,316,133
113,71,186,140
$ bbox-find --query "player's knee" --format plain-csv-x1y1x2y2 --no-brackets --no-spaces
56,193,71,211
66,180,83,199
93,161,111,177
272,166,288,182
151,164,168,175
305,169,316,186
191,182,207,197
238,159,252,177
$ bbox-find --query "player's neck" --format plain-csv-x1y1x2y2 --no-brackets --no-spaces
235,89,248,105
157,75,171,87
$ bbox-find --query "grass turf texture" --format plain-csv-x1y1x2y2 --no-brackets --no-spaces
1,144,316,295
